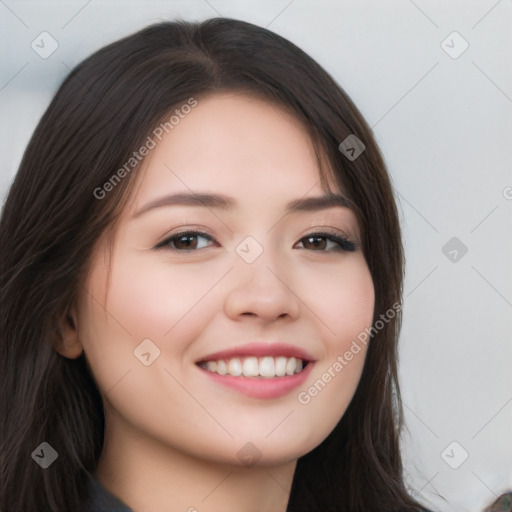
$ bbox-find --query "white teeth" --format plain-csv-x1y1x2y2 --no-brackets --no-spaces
259,356,275,377
275,356,287,377
242,357,259,377
228,358,242,376
201,356,306,378
205,361,217,372
216,360,227,375
285,357,297,376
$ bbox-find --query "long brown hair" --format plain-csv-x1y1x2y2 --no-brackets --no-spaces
1,18,429,511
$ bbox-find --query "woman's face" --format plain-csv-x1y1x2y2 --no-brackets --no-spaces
73,92,374,466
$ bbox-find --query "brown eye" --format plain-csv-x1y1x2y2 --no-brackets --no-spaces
301,236,328,250
156,231,216,251
296,232,356,252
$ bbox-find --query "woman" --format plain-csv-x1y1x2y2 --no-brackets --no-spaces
0,18,434,512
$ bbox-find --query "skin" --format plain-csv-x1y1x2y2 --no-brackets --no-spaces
57,92,375,512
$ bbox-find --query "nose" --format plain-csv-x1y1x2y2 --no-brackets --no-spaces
223,244,301,324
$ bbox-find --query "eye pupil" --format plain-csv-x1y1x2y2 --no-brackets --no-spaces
304,236,326,250
175,235,197,250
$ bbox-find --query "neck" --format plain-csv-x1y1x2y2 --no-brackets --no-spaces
94,410,295,512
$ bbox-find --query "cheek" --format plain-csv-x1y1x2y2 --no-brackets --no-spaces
302,256,375,346
289,258,374,442
77,248,226,389
84,249,217,343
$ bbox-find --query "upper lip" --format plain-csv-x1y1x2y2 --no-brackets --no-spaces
196,342,315,363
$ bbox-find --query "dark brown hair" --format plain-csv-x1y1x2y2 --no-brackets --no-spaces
1,18,430,512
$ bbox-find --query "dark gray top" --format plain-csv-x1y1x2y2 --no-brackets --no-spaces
82,472,436,511
83,473,132,512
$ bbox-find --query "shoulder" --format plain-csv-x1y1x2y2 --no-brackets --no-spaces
81,472,133,512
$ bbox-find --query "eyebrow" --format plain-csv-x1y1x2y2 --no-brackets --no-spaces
132,191,352,219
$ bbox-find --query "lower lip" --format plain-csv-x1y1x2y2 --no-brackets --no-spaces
197,362,314,399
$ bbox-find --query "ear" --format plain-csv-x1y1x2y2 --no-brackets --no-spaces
53,308,84,359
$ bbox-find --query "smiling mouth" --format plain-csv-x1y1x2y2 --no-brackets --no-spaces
197,356,309,379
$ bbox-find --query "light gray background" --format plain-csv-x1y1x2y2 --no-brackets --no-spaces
1,1,511,511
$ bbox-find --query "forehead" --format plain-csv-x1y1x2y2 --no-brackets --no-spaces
124,92,340,217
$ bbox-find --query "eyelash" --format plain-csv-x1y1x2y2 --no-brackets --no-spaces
155,229,357,253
